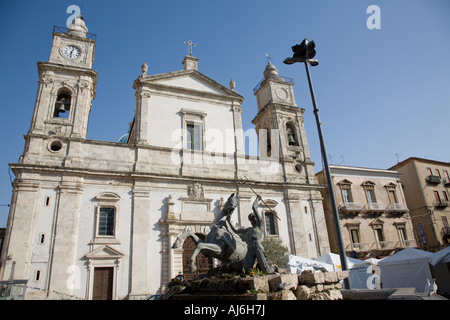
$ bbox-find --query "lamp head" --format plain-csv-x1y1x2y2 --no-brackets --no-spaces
285,38,317,64
308,59,319,66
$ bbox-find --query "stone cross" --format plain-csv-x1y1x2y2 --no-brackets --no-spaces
184,40,196,56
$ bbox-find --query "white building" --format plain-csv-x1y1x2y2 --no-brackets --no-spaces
0,16,330,299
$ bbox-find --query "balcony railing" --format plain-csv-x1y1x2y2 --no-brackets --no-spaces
346,239,416,252
53,25,97,40
426,175,441,184
338,202,363,213
434,200,449,208
386,203,408,211
441,227,450,238
363,202,385,212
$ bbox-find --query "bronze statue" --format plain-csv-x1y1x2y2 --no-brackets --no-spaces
230,195,274,274
171,193,247,273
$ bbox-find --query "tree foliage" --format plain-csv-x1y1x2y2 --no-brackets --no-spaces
262,237,290,267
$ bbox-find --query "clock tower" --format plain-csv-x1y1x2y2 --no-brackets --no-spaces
24,16,97,165
253,62,317,183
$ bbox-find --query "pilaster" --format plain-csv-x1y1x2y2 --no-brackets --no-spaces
48,177,84,296
0,180,40,281
128,183,151,299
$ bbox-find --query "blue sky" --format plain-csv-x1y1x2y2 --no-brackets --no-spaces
0,0,449,227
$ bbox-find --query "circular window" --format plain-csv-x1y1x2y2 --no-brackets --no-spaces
49,140,63,152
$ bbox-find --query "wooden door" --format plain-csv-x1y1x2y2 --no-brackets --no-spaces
182,235,213,281
93,267,113,300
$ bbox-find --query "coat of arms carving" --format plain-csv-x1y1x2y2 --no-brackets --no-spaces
187,183,204,199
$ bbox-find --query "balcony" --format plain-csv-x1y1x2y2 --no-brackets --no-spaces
363,202,385,214
394,239,417,249
345,239,417,253
339,202,363,214
345,241,396,253
426,175,441,184
434,200,449,208
386,203,409,215
441,227,450,239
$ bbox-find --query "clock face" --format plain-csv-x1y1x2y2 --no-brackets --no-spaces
275,86,289,101
63,45,81,59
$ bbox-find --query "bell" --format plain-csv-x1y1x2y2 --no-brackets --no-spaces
55,98,70,113
57,104,66,113
288,133,296,145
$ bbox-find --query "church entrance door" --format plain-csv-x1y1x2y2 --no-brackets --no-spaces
93,267,113,300
182,234,213,281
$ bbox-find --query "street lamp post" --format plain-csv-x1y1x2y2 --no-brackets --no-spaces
284,39,351,289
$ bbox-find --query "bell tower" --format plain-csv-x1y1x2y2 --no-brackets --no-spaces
23,16,97,164
252,62,316,183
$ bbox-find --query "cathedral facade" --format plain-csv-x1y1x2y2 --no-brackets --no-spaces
0,17,330,299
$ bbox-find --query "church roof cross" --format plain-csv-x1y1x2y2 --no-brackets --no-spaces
184,40,196,56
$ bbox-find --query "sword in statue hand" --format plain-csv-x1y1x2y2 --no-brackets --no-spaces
240,175,281,221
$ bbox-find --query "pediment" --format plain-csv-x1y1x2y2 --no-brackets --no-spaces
139,70,243,100
95,192,120,202
85,245,124,260
263,199,278,207
155,74,225,95
337,179,352,185
369,218,384,226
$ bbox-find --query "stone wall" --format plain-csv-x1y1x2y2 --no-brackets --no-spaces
163,270,349,300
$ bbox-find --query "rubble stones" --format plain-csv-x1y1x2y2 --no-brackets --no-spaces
163,270,349,300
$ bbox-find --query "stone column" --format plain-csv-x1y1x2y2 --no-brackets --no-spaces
134,89,151,145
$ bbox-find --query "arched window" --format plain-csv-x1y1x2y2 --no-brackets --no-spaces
286,123,298,146
53,89,71,118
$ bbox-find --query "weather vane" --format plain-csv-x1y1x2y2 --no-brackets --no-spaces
184,40,196,56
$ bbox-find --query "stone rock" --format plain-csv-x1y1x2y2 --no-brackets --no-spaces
324,272,338,284
328,289,343,300
281,289,296,300
268,273,298,292
238,276,269,293
323,282,341,291
294,284,316,300
298,270,325,285
337,271,349,281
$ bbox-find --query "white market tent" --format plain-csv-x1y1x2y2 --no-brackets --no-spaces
429,246,450,266
378,247,434,292
287,255,334,274
314,253,376,289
